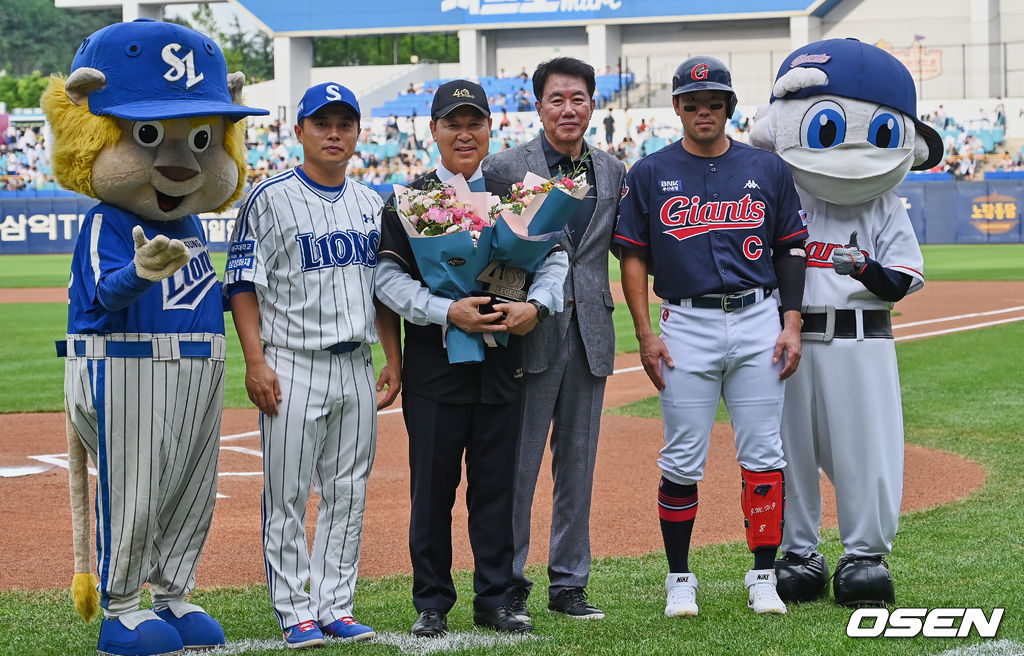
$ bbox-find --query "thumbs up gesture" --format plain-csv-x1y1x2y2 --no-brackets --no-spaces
132,225,189,282
831,230,866,276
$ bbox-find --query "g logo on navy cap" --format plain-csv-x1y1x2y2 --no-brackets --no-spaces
71,18,268,121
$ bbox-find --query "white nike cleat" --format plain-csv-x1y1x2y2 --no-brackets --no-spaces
745,569,787,614
664,572,699,617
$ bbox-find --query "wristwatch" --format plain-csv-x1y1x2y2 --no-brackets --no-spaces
528,299,550,322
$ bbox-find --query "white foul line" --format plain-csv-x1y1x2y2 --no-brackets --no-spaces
611,306,1024,375
893,305,1024,329
895,315,1024,341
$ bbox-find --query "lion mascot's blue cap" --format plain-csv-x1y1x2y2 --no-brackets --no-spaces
769,38,943,170
71,18,269,121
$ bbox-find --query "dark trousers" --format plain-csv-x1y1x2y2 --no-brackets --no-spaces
404,391,521,613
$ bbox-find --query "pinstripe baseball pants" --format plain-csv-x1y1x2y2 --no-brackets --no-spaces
259,344,377,629
64,333,226,617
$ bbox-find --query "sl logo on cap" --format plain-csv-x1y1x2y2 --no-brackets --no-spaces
452,88,475,98
691,63,709,81
162,43,205,89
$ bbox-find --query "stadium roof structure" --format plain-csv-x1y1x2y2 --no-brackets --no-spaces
228,0,845,37
56,0,845,37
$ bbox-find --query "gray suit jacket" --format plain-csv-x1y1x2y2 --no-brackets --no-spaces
484,134,626,377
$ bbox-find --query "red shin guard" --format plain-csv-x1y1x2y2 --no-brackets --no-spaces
740,468,784,551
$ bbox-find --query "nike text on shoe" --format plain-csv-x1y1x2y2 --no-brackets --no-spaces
664,573,699,617
745,569,787,615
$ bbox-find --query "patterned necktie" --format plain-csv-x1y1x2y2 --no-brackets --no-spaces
468,177,487,191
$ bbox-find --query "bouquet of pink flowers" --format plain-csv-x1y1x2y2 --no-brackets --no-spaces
489,170,590,237
400,181,494,242
392,174,497,363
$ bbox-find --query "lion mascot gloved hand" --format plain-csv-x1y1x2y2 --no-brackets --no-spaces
41,18,266,656
749,38,943,608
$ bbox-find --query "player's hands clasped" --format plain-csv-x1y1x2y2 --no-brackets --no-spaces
831,230,866,276
244,359,282,415
132,225,189,282
447,296,509,333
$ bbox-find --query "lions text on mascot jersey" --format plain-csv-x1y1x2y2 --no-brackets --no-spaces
42,18,267,656
750,38,943,608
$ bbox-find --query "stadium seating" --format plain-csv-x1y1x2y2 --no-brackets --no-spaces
370,73,634,117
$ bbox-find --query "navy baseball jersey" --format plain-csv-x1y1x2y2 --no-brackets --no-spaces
613,139,807,299
68,203,224,335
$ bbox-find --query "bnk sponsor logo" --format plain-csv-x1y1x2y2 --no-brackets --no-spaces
847,607,1004,638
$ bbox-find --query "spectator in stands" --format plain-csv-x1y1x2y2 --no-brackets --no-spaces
637,118,648,133
516,88,531,112
408,83,417,94
386,114,399,140
603,111,615,145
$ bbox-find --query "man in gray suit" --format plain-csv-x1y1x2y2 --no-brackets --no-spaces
483,56,626,621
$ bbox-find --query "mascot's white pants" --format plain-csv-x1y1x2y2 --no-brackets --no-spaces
780,337,904,558
64,333,225,617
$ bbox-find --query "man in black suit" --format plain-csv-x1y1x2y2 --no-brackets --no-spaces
375,79,567,638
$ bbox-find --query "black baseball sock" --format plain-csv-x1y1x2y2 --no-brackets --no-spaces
754,546,777,571
658,476,698,573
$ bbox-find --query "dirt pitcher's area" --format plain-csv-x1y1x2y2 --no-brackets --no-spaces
3,280,1020,590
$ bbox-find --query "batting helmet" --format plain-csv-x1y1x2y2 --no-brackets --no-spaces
671,56,737,117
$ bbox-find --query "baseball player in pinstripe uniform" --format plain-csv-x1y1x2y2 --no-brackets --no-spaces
615,56,807,618
225,83,401,649
47,19,268,656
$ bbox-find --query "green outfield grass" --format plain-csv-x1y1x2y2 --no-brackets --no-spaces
1,246,1022,654
606,244,1024,283
1,323,1021,655
0,244,1020,289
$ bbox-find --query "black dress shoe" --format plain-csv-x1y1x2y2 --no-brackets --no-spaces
473,605,534,633
411,608,448,637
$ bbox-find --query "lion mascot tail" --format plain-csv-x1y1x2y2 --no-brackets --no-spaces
66,403,99,622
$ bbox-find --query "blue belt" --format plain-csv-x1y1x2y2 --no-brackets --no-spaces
325,341,361,354
56,339,213,358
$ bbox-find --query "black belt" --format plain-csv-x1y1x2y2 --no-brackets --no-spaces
801,309,893,341
665,287,773,313
325,341,361,354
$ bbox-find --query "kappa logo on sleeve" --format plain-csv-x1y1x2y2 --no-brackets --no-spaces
659,179,682,193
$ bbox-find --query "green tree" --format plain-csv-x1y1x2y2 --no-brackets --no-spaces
315,33,458,67
0,0,121,77
182,5,273,84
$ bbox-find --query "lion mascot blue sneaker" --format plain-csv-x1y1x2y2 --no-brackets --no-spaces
750,38,942,607
41,18,267,655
